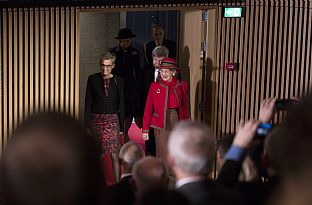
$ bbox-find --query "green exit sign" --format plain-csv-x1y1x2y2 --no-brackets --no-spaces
224,7,243,18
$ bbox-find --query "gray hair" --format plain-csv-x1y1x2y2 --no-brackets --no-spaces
151,24,165,32
119,142,144,168
152,46,169,58
99,52,116,65
168,121,215,176
132,157,168,194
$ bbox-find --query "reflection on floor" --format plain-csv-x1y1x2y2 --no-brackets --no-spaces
128,122,145,151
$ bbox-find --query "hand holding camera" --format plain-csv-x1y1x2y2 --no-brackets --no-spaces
233,120,260,149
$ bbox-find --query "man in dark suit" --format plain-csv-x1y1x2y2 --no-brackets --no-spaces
109,142,145,205
110,28,142,143
143,25,176,69
167,121,245,205
140,46,169,156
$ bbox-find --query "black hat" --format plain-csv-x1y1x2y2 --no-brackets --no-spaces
115,28,136,39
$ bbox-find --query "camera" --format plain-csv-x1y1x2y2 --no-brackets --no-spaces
275,99,298,111
256,123,273,138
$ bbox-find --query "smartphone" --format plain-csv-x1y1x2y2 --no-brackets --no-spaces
275,99,297,111
256,123,273,138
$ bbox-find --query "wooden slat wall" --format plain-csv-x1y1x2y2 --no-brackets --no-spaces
0,7,79,151
210,0,312,138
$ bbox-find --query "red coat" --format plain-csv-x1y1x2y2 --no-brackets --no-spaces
142,78,189,133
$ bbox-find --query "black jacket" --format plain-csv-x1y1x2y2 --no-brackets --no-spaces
178,179,245,205
84,73,125,131
110,46,141,118
109,176,135,205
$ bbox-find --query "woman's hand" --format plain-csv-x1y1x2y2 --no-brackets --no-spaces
142,133,149,141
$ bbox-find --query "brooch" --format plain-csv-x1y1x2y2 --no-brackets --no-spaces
156,89,160,94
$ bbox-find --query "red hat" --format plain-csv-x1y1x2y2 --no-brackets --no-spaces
159,57,181,71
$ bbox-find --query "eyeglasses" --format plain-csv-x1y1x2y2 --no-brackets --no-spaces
159,69,171,74
101,64,113,68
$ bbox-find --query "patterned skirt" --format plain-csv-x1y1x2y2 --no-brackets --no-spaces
91,113,121,155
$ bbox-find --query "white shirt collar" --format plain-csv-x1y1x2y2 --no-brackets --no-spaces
121,173,132,179
175,176,206,188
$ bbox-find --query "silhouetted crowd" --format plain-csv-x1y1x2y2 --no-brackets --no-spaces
2,94,312,205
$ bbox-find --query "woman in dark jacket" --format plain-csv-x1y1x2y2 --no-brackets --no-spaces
85,52,125,185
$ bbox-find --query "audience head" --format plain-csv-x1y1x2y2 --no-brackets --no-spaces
151,25,165,45
152,46,169,69
119,142,145,174
265,94,312,178
264,94,312,205
132,157,168,198
168,121,215,178
3,112,105,205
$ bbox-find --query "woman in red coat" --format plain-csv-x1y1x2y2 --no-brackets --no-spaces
142,57,189,161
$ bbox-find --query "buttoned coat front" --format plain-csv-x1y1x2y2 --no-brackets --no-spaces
142,79,189,133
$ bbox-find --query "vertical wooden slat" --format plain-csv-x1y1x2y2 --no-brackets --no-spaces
8,9,13,138
260,0,268,104
223,18,230,134
18,8,24,124
50,7,55,111
297,1,305,97
236,8,245,129
218,7,226,136
60,7,65,112
13,9,18,129
0,9,3,151
265,1,273,100
24,8,29,118
245,1,254,120
279,0,287,104
271,1,279,122
220,15,227,135
29,8,34,114
2,9,8,151
255,0,264,117
34,8,39,113
55,7,59,111
65,7,70,114
227,17,234,133
240,2,250,123
70,7,75,117
230,17,239,132
75,7,80,118
289,1,297,99
45,8,50,111
275,1,284,123
251,0,260,120
305,2,311,95
39,8,45,111
293,1,302,98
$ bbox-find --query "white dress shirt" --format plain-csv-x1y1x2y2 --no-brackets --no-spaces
154,68,160,82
